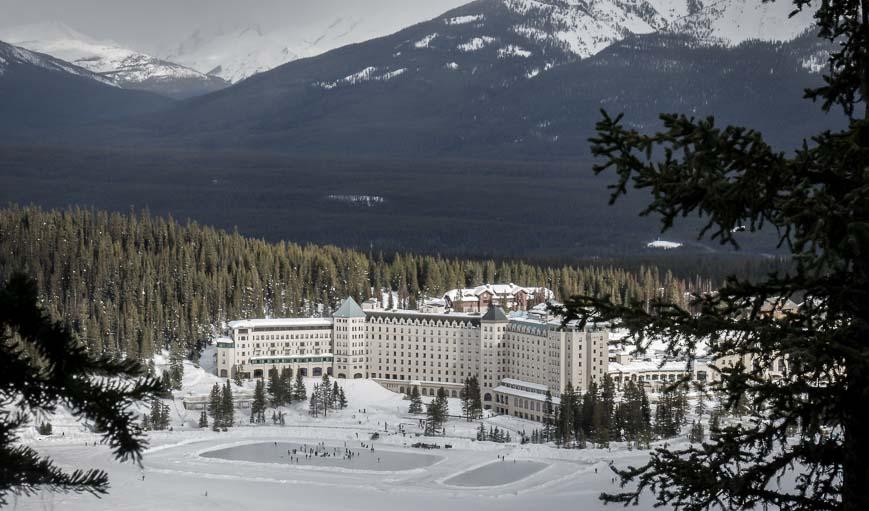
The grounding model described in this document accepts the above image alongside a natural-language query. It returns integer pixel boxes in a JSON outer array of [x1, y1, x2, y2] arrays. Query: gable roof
[[481, 306, 508, 322], [333, 297, 366, 318]]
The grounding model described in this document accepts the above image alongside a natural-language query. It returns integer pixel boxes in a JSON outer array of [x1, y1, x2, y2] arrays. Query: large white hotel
[[216, 294, 609, 421]]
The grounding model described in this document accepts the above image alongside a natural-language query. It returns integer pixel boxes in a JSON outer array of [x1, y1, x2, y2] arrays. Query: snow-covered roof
[[500, 378, 549, 392], [493, 385, 560, 405], [443, 283, 553, 302], [228, 318, 333, 329], [608, 359, 690, 374]]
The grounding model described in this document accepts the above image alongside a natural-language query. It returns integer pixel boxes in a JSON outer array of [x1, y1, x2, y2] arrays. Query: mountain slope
[[164, 2, 472, 83], [0, 22, 228, 99], [117, 0, 834, 157], [0, 41, 173, 136]]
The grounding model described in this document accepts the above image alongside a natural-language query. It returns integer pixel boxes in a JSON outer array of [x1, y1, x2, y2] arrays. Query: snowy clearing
[[647, 240, 683, 250], [13, 359, 673, 510]]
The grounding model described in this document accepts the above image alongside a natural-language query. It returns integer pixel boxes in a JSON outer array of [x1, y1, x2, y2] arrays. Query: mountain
[[163, 2, 474, 83], [0, 40, 173, 136], [0, 22, 228, 99], [117, 0, 835, 157]]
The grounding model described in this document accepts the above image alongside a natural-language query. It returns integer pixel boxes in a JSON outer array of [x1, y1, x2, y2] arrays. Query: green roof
[[333, 297, 366, 318], [481, 306, 508, 321]]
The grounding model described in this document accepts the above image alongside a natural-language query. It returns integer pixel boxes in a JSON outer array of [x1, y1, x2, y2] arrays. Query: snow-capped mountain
[[0, 40, 172, 135], [0, 22, 227, 99], [110, 0, 833, 159], [174, 0, 815, 84], [165, 10, 471, 83], [0, 39, 114, 84]]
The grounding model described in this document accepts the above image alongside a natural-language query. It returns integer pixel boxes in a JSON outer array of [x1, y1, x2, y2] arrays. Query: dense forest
[[0, 206, 783, 361]]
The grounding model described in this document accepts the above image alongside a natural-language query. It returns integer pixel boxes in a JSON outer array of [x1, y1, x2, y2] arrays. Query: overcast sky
[[0, 0, 468, 52]]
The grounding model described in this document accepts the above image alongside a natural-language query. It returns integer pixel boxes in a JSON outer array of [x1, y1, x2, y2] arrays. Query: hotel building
[[216, 296, 609, 419]]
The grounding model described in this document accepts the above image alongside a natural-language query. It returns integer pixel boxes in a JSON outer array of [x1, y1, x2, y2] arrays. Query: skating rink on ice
[[444, 460, 547, 487], [201, 440, 442, 471]]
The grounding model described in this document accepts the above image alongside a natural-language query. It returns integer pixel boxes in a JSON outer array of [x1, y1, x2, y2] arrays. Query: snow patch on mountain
[[672, 0, 816, 45], [445, 14, 486, 25], [445, 62, 460, 70], [801, 52, 827, 74], [458, 36, 497, 52], [318, 66, 407, 89], [500, 0, 814, 63], [414, 34, 438, 49], [498, 45, 532, 58]]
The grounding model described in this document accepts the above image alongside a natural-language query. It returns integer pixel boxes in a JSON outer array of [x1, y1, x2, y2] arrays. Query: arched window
[[313, 367, 323, 376], [484, 393, 492, 402], [253, 369, 264, 378]]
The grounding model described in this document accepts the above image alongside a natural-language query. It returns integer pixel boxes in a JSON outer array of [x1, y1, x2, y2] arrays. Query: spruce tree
[[338, 387, 348, 409], [309, 384, 321, 416], [220, 380, 234, 428], [408, 386, 423, 414], [435, 387, 449, 422], [252, 379, 267, 424], [267, 367, 281, 407], [280, 367, 293, 405], [198, 411, 208, 428], [460, 378, 471, 421], [208, 383, 221, 423], [543, 390, 555, 441], [293, 371, 306, 401]]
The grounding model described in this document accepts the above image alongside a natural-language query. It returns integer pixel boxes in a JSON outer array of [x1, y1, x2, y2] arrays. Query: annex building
[[216, 296, 609, 417]]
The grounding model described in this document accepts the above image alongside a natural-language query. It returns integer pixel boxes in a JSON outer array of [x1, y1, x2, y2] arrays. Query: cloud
[[0, 0, 469, 53]]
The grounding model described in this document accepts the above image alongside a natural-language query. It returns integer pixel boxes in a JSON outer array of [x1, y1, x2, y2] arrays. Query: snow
[[12, 354, 769, 510], [163, 3, 470, 83], [500, 378, 548, 392], [503, 0, 815, 64], [445, 61, 460, 70], [647, 240, 682, 249], [498, 45, 532, 58], [493, 385, 561, 405], [318, 66, 407, 90], [227, 318, 333, 329], [0, 22, 214, 87], [0, 39, 115, 85], [458, 36, 496, 52], [608, 359, 690, 374], [326, 194, 386, 207], [414, 33, 438, 48], [445, 15, 486, 25]]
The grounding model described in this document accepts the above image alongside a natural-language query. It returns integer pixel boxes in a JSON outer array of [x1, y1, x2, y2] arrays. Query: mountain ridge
[[0, 22, 228, 99]]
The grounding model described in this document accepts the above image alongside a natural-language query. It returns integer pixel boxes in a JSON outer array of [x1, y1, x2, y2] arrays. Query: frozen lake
[[201, 441, 441, 471], [444, 460, 547, 487]]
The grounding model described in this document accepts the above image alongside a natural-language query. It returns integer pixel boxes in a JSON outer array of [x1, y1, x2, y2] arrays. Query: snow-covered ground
[[13, 357, 669, 510]]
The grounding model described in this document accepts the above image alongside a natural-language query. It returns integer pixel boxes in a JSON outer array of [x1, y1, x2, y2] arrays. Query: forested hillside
[[0, 206, 779, 360]]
